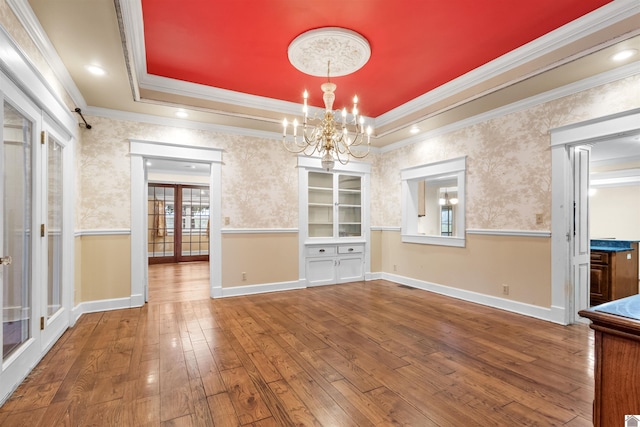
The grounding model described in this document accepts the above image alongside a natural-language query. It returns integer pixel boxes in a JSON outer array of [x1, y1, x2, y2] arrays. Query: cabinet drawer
[[306, 246, 336, 256], [591, 251, 609, 264], [338, 245, 364, 254]]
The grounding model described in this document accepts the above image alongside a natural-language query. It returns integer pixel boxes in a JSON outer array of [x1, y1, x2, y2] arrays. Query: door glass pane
[[3, 101, 33, 360], [47, 136, 63, 318], [148, 185, 175, 258], [181, 187, 209, 257]]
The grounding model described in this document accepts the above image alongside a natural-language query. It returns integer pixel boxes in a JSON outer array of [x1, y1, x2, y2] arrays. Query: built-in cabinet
[[298, 157, 370, 287], [306, 244, 365, 286]]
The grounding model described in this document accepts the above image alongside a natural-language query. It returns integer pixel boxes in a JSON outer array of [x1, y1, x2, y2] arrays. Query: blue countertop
[[591, 239, 637, 253], [591, 246, 634, 252]]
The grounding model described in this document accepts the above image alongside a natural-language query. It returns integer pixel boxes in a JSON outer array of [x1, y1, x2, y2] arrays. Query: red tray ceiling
[[142, 0, 612, 117]]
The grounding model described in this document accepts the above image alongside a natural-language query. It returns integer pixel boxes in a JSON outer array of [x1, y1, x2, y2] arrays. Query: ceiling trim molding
[[6, 0, 87, 110], [380, 61, 640, 154], [591, 168, 640, 187], [375, 0, 640, 128], [114, 0, 141, 101], [140, 73, 308, 116], [84, 105, 278, 139], [591, 154, 640, 169]]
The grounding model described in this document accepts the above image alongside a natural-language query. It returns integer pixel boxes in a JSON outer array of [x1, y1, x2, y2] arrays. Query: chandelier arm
[[283, 137, 311, 154], [345, 146, 370, 159], [334, 147, 350, 166]]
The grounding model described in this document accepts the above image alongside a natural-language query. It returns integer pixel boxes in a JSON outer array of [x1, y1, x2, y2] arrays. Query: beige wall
[[79, 235, 131, 301], [591, 184, 640, 240], [74, 237, 82, 305], [221, 233, 298, 287], [380, 231, 551, 307], [370, 230, 382, 273]]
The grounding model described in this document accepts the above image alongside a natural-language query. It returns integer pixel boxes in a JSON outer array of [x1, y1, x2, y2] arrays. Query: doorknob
[[0, 256, 12, 266]]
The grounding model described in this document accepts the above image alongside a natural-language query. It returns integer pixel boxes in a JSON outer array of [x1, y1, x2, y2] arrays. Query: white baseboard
[[70, 274, 566, 325], [72, 297, 138, 324], [379, 272, 567, 325], [216, 280, 306, 298]]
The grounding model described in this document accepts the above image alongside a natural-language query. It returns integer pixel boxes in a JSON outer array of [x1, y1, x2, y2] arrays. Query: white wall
[[590, 184, 640, 240]]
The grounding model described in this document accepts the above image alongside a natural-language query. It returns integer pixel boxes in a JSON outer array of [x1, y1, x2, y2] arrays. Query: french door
[[148, 184, 210, 264], [1, 75, 71, 404]]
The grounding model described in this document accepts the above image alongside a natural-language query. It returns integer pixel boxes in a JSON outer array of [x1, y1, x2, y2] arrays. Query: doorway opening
[[550, 108, 640, 325]]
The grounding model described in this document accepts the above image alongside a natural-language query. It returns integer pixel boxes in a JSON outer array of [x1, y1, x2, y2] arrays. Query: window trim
[[401, 156, 466, 247]]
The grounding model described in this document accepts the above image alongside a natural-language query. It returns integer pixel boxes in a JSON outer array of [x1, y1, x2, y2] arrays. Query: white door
[[40, 121, 70, 350], [0, 93, 41, 402], [572, 145, 591, 321]]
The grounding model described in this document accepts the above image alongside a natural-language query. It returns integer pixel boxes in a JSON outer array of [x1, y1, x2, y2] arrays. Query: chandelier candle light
[[283, 28, 372, 171]]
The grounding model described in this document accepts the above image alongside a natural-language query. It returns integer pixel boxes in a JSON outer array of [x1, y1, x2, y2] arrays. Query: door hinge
[[41, 223, 45, 237], [40, 131, 45, 145], [40, 316, 44, 330]]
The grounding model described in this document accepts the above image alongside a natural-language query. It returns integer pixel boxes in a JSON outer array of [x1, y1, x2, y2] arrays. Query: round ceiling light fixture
[[611, 49, 638, 62], [85, 64, 106, 76]]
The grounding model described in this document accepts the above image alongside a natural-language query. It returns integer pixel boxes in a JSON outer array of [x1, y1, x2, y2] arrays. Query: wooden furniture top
[[579, 294, 640, 338]]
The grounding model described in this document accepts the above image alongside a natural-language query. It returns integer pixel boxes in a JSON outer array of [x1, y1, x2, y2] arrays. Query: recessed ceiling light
[[176, 110, 188, 118], [85, 64, 106, 76], [410, 126, 420, 134], [611, 49, 638, 62]]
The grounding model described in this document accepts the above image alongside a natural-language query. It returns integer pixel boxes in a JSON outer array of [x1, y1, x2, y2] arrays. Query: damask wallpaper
[[78, 75, 639, 233], [372, 75, 640, 230], [79, 117, 298, 230]]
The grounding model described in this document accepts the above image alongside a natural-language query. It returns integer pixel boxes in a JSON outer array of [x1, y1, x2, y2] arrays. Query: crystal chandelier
[[283, 28, 372, 171], [282, 62, 372, 171]]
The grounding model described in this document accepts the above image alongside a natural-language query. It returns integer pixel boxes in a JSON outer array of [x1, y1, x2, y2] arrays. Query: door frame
[[550, 108, 640, 324], [130, 140, 223, 303]]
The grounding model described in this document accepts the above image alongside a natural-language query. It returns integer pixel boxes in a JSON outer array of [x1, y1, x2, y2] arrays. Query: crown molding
[[83, 105, 281, 140], [380, 61, 640, 154], [7, 0, 87, 110], [591, 168, 640, 187], [374, 0, 640, 128], [139, 73, 306, 117]]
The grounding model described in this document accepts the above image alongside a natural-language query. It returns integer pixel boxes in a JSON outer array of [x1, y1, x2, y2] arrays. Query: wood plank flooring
[[0, 265, 595, 426]]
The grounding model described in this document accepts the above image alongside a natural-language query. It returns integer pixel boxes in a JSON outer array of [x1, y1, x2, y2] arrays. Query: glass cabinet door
[[338, 174, 361, 237], [308, 172, 334, 237], [307, 172, 362, 238]]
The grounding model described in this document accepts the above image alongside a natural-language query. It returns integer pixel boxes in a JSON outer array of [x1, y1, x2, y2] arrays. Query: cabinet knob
[[319, 249, 325, 253], [348, 248, 354, 252]]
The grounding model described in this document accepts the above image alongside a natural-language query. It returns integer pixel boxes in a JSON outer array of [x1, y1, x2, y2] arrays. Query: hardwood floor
[[148, 262, 211, 303], [0, 272, 595, 426]]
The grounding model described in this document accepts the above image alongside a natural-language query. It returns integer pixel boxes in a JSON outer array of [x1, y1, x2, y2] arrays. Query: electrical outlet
[[242, 272, 246, 281], [535, 214, 543, 225], [502, 284, 509, 295], [393, 264, 397, 272], [224, 217, 230, 225]]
